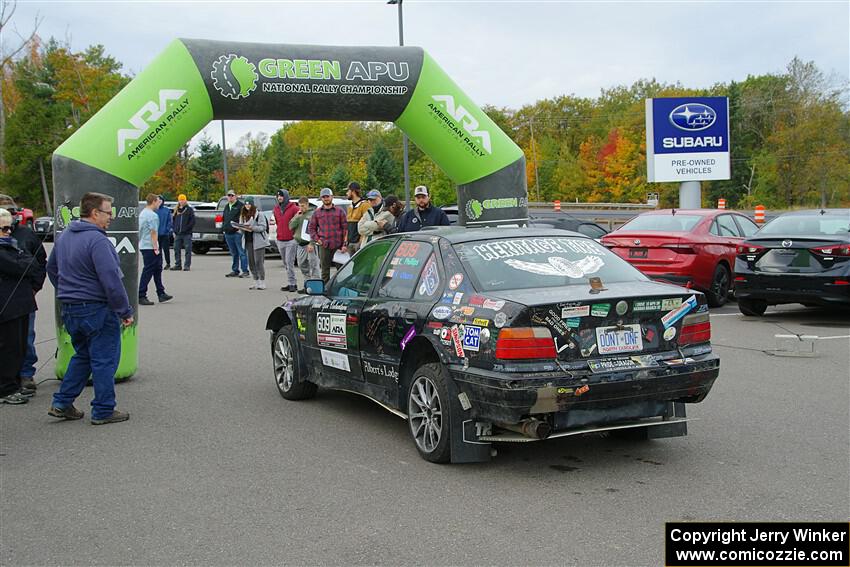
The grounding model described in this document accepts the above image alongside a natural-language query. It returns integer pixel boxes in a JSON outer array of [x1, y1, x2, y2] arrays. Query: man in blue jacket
[[46, 192, 134, 425], [171, 194, 195, 271], [395, 185, 450, 232], [155, 195, 173, 269]]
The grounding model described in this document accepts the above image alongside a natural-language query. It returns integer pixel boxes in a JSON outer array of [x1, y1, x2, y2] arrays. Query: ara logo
[[431, 95, 492, 154], [108, 237, 136, 254], [669, 103, 717, 131], [117, 90, 187, 156], [211, 54, 259, 100]]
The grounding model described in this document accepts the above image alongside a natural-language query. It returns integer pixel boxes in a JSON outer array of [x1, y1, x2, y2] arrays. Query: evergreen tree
[[365, 143, 401, 196], [191, 136, 223, 201]]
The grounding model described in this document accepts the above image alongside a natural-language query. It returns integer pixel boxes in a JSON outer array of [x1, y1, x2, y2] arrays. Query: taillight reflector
[[680, 312, 711, 345], [214, 214, 223, 222], [661, 244, 697, 254], [737, 244, 766, 254], [810, 245, 850, 257], [495, 327, 556, 360], [833, 279, 850, 286]]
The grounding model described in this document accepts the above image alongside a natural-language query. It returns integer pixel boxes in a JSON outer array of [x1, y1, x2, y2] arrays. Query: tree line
[[2, 34, 848, 214]]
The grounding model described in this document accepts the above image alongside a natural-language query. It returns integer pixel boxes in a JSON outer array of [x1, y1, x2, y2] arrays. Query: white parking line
[[814, 335, 850, 341], [710, 312, 741, 317]]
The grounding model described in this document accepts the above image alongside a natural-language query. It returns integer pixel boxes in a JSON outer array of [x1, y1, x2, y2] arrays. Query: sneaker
[[257, 280, 266, 290], [296, 289, 306, 294], [225, 272, 239, 277], [48, 405, 84, 420], [164, 264, 171, 270], [91, 410, 130, 425], [139, 297, 155, 306], [183, 266, 191, 271], [158, 293, 173, 303], [170, 266, 182, 271], [20, 378, 36, 391], [17, 388, 35, 398], [248, 282, 258, 290], [0, 392, 29, 404], [239, 272, 251, 278], [280, 286, 288, 291], [287, 285, 297, 292]]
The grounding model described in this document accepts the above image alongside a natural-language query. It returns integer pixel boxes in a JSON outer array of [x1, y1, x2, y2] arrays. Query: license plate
[[588, 355, 658, 373], [595, 324, 643, 354], [629, 248, 648, 258], [192, 232, 201, 239]]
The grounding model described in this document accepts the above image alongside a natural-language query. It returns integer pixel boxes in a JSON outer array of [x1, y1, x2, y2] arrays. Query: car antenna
[[671, 208, 676, 215], [820, 209, 826, 215]]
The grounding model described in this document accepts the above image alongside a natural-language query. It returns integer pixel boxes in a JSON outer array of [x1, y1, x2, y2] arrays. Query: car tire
[[272, 326, 317, 400], [738, 297, 768, 316], [706, 264, 731, 307], [407, 363, 453, 463], [193, 244, 209, 255]]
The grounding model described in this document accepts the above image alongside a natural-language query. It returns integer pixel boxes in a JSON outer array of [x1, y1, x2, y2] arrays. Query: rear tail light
[[215, 213, 223, 229], [809, 245, 850, 257], [661, 244, 697, 254], [734, 276, 746, 282], [495, 327, 556, 360], [832, 279, 850, 286], [737, 244, 766, 254], [680, 312, 711, 345]]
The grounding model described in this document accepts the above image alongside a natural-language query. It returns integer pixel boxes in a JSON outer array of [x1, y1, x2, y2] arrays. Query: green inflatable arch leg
[[51, 39, 528, 379]]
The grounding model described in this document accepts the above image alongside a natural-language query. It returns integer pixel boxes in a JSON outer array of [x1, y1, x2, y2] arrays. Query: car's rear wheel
[[272, 327, 317, 400], [407, 363, 452, 463], [738, 297, 768, 316], [706, 264, 730, 307]]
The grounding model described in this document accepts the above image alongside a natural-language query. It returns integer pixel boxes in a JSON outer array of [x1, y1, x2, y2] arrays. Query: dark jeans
[[159, 234, 172, 266], [53, 302, 121, 419], [173, 234, 192, 268], [224, 232, 248, 273], [139, 249, 165, 299], [319, 246, 335, 284], [0, 314, 28, 396], [20, 311, 37, 379]]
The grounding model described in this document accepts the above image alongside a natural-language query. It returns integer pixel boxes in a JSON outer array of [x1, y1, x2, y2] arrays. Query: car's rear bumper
[[447, 353, 720, 427], [735, 274, 850, 305]]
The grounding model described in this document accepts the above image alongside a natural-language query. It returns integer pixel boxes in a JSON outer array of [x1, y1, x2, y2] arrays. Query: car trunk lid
[[740, 237, 850, 274], [602, 232, 695, 265]]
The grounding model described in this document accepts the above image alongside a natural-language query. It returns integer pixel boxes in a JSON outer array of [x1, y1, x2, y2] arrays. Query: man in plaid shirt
[[307, 188, 348, 284]]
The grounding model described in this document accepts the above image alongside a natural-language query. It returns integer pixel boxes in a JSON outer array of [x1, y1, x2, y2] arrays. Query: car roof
[[407, 226, 592, 244], [777, 209, 850, 217], [639, 208, 732, 217]]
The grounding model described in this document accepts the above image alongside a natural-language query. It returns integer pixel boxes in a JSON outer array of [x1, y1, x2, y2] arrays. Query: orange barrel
[[718, 198, 726, 209], [554, 200, 561, 212], [754, 205, 765, 223]]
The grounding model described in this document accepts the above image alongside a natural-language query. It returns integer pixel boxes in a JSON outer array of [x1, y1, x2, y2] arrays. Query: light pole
[[388, 0, 410, 209]]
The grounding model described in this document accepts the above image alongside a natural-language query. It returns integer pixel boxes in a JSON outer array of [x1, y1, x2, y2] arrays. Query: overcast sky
[[10, 0, 850, 151]]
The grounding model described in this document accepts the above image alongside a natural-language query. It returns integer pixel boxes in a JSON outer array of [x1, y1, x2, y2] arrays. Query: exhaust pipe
[[496, 419, 552, 440]]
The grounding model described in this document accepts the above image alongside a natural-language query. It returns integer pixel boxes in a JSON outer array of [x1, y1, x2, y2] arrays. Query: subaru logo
[[669, 103, 717, 131], [782, 240, 793, 248]]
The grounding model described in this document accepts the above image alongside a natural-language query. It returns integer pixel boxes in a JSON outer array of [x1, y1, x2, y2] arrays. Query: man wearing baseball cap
[[366, 190, 383, 215], [272, 189, 300, 292], [171, 194, 195, 271], [396, 185, 450, 232], [222, 190, 249, 277], [307, 188, 347, 283]]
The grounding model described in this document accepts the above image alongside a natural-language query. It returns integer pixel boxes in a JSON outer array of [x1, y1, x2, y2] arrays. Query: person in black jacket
[[171, 194, 195, 271], [221, 191, 248, 277], [10, 212, 47, 393], [395, 185, 450, 232], [0, 208, 45, 404]]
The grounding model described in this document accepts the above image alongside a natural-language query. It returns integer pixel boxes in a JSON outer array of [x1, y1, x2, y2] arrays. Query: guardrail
[[528, 202, 656, 210]]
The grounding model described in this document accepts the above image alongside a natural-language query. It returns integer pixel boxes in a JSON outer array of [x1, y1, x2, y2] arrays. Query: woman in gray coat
[[235, 197, 269, 290]]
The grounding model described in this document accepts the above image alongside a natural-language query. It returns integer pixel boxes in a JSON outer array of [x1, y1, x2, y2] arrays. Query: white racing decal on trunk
[[504, 255, 604, 278], [471, 237, 601, 261], [317, 312, 347, 349], [321, 349, 350, 372]]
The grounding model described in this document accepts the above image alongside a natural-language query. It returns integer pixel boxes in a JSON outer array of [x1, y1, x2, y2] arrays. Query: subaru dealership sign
[[645, 96, 730, 182]]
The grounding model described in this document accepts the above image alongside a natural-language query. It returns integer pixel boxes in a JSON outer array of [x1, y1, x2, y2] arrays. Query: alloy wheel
[[273, 332, 295, 392], [408, 376, 443, 453]]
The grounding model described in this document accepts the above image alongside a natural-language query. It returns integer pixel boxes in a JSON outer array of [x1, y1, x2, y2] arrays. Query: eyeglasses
[[95, 208, 113, 217], [0, 226, 12, 233]]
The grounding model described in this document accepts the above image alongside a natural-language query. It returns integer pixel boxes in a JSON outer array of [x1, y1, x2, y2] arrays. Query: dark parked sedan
[[33, 215, 55, 241], [734, 209, 850, 315], [266, 228, 720, 463]]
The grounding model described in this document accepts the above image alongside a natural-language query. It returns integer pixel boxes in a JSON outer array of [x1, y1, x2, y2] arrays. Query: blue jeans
[[224, 232, 248, 273], [20, 311, 37, 379], [139, 249, 165, 299], [53, 302, 121, 419], [173, 234, 192, 268]]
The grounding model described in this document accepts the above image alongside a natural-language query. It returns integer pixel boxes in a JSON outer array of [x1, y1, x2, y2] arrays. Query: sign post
[[645, 97, 730, 208]]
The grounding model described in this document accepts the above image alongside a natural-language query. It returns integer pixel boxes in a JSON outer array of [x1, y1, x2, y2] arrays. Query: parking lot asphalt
[[2, 248, 848, 566]]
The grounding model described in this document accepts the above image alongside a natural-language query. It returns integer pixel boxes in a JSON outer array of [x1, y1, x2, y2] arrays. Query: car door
[[359, 239, 442, 405], [306, 239, 395, 387]]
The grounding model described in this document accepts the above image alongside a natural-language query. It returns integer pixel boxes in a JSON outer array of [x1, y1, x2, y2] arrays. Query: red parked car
[[601, 209, 760, 307], [0, 193, 35, 228]]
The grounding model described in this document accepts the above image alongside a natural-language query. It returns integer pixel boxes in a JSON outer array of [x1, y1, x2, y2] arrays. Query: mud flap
[[446, 380, 492, 463], [646, 402, 688, 439]]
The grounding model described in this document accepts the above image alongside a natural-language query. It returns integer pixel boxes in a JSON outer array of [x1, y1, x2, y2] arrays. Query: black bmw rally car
[[266, 228, 720, 463], [735, 209, 850, 316]]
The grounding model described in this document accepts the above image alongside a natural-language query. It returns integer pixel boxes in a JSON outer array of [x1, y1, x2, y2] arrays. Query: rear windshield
[[619, 214, 703, 232], [454, 237, 646, 292], [758, 214, 850, 236]]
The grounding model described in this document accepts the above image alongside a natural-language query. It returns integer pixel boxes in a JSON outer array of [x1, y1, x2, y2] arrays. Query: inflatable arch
[[51, 39, 528, 378]]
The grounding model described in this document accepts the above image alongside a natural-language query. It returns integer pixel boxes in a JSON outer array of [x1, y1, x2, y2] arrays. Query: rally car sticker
[[452, 292, 464, 305], [451, 325, 465, 357], [661, 295, 698, 329], [417, 255, 440, 297], [432, 305, 452, 320], [633, 300, 662, 312], [472, 318, 489, 327], [320, 349, 350, 372], [505, 255, 604, 278], [663, 326, 677, 341], [362, 360, 399, 382], [462, 325, 482, 352], [317, 312, 347, 349], [449, 273, 464, 290], [590, 303, 610, 317], [661, 297, 683, 311], [562, 305, 590, 318], [493, 312, 507, 328], [482, 299, 505, 311], [400, 325, 416, 350], [615, 300, 629, 316]]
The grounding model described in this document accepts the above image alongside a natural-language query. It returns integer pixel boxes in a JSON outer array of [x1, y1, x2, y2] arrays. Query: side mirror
[[304, 279, 325, 295]]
